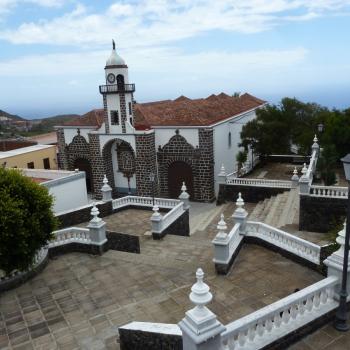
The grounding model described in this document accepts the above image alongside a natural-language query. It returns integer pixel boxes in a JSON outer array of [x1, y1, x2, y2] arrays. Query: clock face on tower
[[107, 73, 115, 84]]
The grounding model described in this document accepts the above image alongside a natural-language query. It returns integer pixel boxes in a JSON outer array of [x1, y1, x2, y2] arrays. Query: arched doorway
[[74, 158, 93, 192], [168, 161, 194, 199]]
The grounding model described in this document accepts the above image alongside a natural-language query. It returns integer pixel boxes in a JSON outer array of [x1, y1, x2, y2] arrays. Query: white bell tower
[[99, 40, 135, 134]]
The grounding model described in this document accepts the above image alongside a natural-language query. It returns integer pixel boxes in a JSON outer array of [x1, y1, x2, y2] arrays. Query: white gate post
[[151, 204, 163, 239], [291, 167, 299, 188], [179, 268, 225, 350], [179, 182, 190, 210], [101, 174, 112, 202], [87, 203, 107, 253], [232, 193, 248, 234]]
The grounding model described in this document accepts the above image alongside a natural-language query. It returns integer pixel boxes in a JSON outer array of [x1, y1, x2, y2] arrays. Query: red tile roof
[[63, 109, 104, 128], [134, 93, 265, 128], [60, 93, 265, 129]]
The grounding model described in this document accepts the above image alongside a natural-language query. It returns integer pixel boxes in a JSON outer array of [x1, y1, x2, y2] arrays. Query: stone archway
[[74, 158, 93, 192], [102, 138, 136, 195], [168, 161, 194, 199]]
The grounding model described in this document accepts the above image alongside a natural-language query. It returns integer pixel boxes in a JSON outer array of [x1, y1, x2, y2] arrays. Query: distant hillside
[[0, 109, 26, 121], [32, 114, 80, 130]]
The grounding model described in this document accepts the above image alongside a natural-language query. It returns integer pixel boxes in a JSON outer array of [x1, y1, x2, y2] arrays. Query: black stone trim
[[217, 184, 289, 205], [0, 253, 49, 294], [119, 327, 182, 350], [106, 230, 140, 253], [215, 236, 244, 275], [152, 209, 190, 240]]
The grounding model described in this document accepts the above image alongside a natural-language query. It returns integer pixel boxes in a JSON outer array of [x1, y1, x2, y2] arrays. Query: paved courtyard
[[0, 203, 324, 350]]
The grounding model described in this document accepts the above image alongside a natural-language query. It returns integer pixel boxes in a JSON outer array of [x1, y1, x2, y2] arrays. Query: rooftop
[[0, 144, 55, 159], [27, 132, 57, 145]]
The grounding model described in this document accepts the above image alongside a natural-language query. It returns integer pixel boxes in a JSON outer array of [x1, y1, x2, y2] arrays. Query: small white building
[[22, 168, 89, 214]]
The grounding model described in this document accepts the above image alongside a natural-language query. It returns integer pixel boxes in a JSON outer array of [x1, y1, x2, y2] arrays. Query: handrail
[[226, 177, 292, 189], [161, 202, 184, 231], [310, 185, 348, 198], [49, 227, 91, 247], [246, 221, 320, 264], [112, 196, 180, 210], [221, 276, 338, 349], [99, 83, 135, 94]]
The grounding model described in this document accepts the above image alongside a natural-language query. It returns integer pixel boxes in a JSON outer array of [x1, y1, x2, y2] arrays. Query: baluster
[[247, 326, 255, 342], [221, 339, 230, 350], [305, 296, 313, 312], [313, 292, 321, 308], [320, 290, 328, 304], [265, 318, 273, 332], [282, 309, 290, 324], [273, 313, 282, 328], [257, 322, 264, 337], [290, 304, 298, 319], [327, 287, 334, 300], [238, 331, 246, 346]]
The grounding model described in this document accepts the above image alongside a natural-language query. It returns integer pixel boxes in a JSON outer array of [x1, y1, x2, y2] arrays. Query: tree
[[317, 144, 338, 186], [236, 150, 247, 174], [0, 168, 57, 275]]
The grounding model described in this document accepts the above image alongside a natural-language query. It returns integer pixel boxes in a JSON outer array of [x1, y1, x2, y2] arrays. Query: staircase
[[249, 189, 299, 228]]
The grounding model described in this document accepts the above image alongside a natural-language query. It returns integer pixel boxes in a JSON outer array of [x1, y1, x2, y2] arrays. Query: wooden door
[[168, 161, 194, 199]]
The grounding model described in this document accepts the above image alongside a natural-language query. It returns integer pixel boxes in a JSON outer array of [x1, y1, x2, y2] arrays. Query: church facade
[[56, 43, 265, 202]]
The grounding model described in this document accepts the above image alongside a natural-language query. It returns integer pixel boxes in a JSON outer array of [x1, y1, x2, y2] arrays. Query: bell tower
[[99, 40, 136, 134]]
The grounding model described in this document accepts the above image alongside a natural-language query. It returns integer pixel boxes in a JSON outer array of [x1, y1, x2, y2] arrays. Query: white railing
[[246, 221, 320, 264], [112, 196, 180, 210], [226, 178, 292, 189], [161, 202, 185, 231], [310, 185, 348, 199], [48, 227, 91, 247], [213, 223, 243, 265], [221, 276, 338, 350]]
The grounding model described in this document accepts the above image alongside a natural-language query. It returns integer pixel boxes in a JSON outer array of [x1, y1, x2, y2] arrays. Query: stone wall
[[135, 133, 159, 197], [106, 230, 140, 253], [103, 94, 110, 133], [56, 201, 112, 229], [66, 133, 90, 170], [157, 129, 215, 202], [119, 328, 182, 350], [299, 195, 347, 233], [217, 184, 289, 204], [88, 133, 106, 198], [56, 128, 68, 169]]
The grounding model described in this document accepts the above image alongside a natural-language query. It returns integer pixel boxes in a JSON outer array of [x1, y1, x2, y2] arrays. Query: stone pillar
[[212, 214, 230, 267], [87, 203, 107, 254], [151, 205, 163, 240], [291, 167, 299, 188], [324, 222, 350, 297], [312, 134, 320, 157], [232, 193, 248, 234], [179, 268, 225, 350], [101, 174, 112, 201], [102, 94, 110, 134], [135, 132, 159, 197], [217, 164, 227, 184], [179, 182, 190, 210], [88, 133, 106, 199], [56, 128, 68, 170], [299, 163, 310, 194]]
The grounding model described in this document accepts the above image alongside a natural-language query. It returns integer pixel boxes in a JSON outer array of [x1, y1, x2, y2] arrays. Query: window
[[228, 132, 232, 148], [116, 74, 125, 90], [27, 162, 34, 169], [43, 157, 50, 169], [128, 102, 132, 115], [129, 117, 133, 126], [111, 110, 119, 125]]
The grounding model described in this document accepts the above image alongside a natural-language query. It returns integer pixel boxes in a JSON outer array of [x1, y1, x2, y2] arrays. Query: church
[[56, 42, 265, 201]]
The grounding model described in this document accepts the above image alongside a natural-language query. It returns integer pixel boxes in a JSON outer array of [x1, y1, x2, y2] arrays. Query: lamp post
[[334, 153, 350, 331], [149, 172, 155, 206], [317, 123, 324, 133]]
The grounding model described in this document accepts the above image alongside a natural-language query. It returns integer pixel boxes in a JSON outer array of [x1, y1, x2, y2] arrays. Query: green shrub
[[0, 168, 57, 275]]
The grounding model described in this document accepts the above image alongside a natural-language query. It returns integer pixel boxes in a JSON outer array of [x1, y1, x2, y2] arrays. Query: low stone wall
[[152, 209, 190, 240], [299, 195, 347, 233], [215, 237, 244, 275], [106, 231, 140, 254], [217, 184, 289, 205], [57, 201, 113, 229], [0, 253, 49, 293], [48, 242, 108, 258], [119, 324, 182, 350]]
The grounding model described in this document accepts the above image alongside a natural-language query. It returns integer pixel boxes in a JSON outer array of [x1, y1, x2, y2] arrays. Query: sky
[[0, 0, 350, 119]]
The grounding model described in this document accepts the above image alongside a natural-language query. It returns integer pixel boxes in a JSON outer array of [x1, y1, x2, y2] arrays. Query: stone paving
[[0, 203, 328, 350]]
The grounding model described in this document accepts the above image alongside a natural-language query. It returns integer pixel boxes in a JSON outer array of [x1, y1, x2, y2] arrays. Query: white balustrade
[[112, 195, 180, 210], [226, 178, 292, 189], [246, 222, 320, 264], [221, 276, 338, 350], [310, 185, 348, 198], [160, 202, 185, 231], [49, 227, 91, 247]]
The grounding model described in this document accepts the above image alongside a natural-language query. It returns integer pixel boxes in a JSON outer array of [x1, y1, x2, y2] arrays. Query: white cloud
[[1, 1, 350, 47]]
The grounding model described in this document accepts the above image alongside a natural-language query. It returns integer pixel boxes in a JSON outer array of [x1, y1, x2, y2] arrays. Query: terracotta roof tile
[[62, 109, 104, 128], [134, 93, 265, 128]]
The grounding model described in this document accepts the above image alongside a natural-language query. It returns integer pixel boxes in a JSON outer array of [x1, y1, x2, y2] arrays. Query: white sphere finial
[[313, 134, 318, 143], [103, 174, 108, 185], [181, 181, 187, 192], [301, 163, 307, 175], [293, 167, 298, 176], [236, 192, 244, 209], [216, 214, 228, 240]]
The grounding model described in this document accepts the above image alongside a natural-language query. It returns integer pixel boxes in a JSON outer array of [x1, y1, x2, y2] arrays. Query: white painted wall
[[63, 128, 92, 144], [213, 111, 257, 193], [154, 128, 198, 149]]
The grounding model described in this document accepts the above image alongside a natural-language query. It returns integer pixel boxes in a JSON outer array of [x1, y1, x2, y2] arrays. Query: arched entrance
[[168, 161, 194, 199], [74, 158, 93, 192]]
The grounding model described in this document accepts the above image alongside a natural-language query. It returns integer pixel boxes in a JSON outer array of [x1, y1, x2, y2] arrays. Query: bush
[[0, 168, 57, 275]]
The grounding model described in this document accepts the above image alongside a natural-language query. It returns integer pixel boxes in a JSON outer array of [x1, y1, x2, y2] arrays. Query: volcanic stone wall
[[56, 128, 68, 169]]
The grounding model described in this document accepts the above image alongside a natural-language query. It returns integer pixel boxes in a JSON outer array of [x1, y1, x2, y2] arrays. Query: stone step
[[276, 189, 296, 228], [249, 198, 269, 221], [260, 196, 275, 222], [287, 189, 300, 226], [264, 192, 287, 226]]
